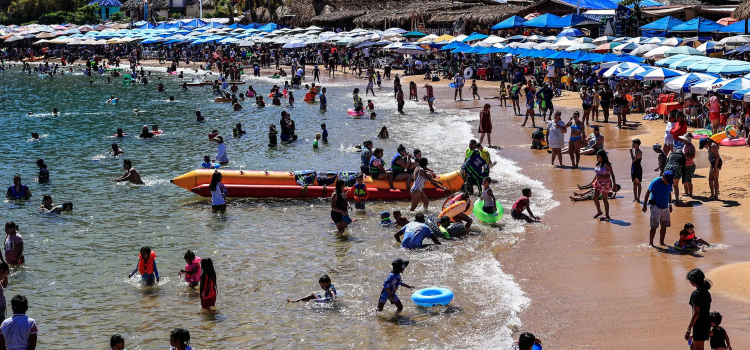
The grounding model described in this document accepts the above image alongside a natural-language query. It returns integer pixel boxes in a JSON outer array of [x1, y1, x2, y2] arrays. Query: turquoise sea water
[[0, 66, 552, 349]]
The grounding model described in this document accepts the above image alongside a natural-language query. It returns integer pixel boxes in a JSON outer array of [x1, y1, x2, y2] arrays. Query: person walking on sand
[[642, 170, 674, 246], [453, 72, 465, 101], [546, 111, 567, 167], [478, 104, 493, 148], [685, 268, 712, 350], [630, 139, 643, 202], [521, 87, 535, 127], [591, 149, 615, 221], [700, 138, 722, 201], [664, 148, 686, 205], [681, 133, 696, 197]]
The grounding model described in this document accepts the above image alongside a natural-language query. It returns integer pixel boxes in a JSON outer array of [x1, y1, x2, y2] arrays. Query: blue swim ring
[[449, 82, 457, 88], [472, 199, 504, 223], [411, 287, 454, 307], [533, 344, 542, 350], [202, 162, 220, 169]]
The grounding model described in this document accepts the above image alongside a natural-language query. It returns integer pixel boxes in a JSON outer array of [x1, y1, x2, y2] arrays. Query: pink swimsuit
[[184, 257, 202, 283]]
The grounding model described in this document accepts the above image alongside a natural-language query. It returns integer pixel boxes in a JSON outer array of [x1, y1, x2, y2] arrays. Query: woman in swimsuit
[[478, 104, 493, 148], [330, 180, 349, 234], [409, 158, 447, 211], [592, 149, 616, 221], [565, 111, 585, 169], [701, 138, 722, 201]]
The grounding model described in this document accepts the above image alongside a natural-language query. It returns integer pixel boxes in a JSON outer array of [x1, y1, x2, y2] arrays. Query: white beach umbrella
[[550, 37, 575, 50], [718, 35, 750, 48], [592, 36, 616, 45], [565, 43, 597, 52], [602, 62, 642, 78], [574, 37, 593, 43], [612, 42, 640, 54], [629, 44, 659, 57], [661, 37, 681, 47], [690, 78, 724, 94], [527, 34, 542, 42], [643, 46, 673, 60]]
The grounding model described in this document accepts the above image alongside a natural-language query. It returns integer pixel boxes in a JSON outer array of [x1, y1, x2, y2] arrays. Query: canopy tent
[[557, 28, 583, 37], [670, 17, 725, 33], [550, 14, 601, 28], [640, 16, 685, 33], [182, 19, 208, 28], [663, 73, 718, 93], [491, 16, 527, 30], [523, 14, 562, 29], [461, 32, 489, 42], [256, 23, 278, 32], [718, 20, 749, 34]]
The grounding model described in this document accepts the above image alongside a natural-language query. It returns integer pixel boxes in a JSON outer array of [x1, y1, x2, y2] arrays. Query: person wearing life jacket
[[369, 148, 396, 190], [6, 175, 31, 200], [463, 140, 486, 195], [129, 246, 159, 286], [352, 88, 364, 113], [351, 173, 368, 210], [389, 144, 413, 190], [179, 250, 202, 288]]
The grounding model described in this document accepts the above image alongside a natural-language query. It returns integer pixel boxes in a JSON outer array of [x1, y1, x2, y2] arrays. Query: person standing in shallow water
[[113, 159, 144, 185], [478, 104, 493, 148], [685, 268, 712, 350]]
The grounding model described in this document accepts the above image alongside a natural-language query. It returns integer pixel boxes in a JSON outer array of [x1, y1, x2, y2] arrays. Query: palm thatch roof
[[350, 2, 520, 28], [121, 0, 214, 11], [427, 5, 522, 25], [734, 0, 750, 19]]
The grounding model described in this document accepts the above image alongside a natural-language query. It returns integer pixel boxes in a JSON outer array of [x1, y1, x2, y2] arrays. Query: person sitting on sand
[[677, 223, 710, 250], [511, 188, 540, 223], [574, 127, 604, 156], [112, 159, 144, 185], [570, 183, 620, 202], [109, 143, 124, 156], [138, 125, 154, 139]]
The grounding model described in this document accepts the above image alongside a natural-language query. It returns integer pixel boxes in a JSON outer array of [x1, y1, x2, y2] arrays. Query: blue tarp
[[553, 0, 661, 10], [550, 13, 601, 28], [523, 14, 562, 29], [640, 16, 685, 32], [670, 17, 725, 33], [136, 23, 156, 30], [719, 20, 750, 34], [154, 22, 181, 30], [256, 23, 278, 32], [491, 16, 527, 30], [182, 19, 208, 28], [89, 0, 122, 6], [462, 32, 489, 42]]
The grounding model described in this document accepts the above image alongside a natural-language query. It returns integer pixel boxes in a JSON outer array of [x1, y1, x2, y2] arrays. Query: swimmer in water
[[109, 143, 124, 156], [196, 110, 204, 122], [30, 132, 39, 140], [151, 125, 161, 135], [138, 125, 154, 139], [52, 108, 58, 114], [115, 128, 128, 138], [107, 95, 117, 103], [169, 96, 175, 102], [112, 159, 144, 185], [235, 123, 246, 136], [40, 194, 54, 211]]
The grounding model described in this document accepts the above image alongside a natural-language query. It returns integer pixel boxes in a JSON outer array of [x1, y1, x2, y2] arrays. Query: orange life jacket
[[138, 251, 156, 275]]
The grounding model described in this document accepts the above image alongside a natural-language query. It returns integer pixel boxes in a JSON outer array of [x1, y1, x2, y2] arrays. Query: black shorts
[[482, 206, 496, 214], [582, 103, 592, 111], [631, 170, 642, 182], [331, 210, 344, 224], [692, 324, 710, 341], [212, 204, 226, 211], [511, 208, 523, 220], [600, 101, 610, 109]]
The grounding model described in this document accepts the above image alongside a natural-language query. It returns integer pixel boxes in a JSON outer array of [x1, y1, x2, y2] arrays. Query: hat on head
[[380, 211, 390, 217], [699, 138, 708, 149], [679, 133, 693, 143], [652, 143, 661, 150], [664, 170, 675, 183]]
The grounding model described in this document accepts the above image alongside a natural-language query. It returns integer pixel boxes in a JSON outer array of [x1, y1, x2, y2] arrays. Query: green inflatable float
[[472, 199, 504, 223]]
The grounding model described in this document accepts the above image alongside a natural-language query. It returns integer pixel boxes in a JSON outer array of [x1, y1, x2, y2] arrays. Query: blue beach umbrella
[[713, 77, 750, 94], [663, 73, 719, 93], [635, 67, 685, 81], [557, 28, 583, 37], [731, 88, 750, 101], [491, 15, 527, 30], [706, 61, 750, 76]]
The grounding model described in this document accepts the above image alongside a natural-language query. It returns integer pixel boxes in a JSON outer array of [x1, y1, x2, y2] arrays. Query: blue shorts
[[280, 134, 290, 142], [141, 274, 156, 284], [379, 289, 400, 304]]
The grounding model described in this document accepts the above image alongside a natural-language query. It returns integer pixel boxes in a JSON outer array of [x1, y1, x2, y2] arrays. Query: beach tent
[[718, 20, 749, 34], [664, 73, 719, 93], [664, 46, 704, 57], [635, 67, 685, 81], [670, 17, 725, 33], [640, 16, 685, 36], [523, 14, 562, 29], [731, 88, 750, 102], [256, 23, 278, 32], [462, 32, 489, 42], [182, 19, 208, 28], [403, 31, 427, 39], [551, 14, 600, 28], [491, 16, 527, 30], [713, 77, 750, 94], [690, 78, 724, 94]]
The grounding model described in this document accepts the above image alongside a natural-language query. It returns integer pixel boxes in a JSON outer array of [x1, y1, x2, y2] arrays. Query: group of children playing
[[128, 247, 218, 310]]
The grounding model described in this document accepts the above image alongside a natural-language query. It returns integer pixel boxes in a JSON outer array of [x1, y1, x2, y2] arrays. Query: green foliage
[[154, 15, 166, 22], [619, 0, 642, 26], [9, 0, 88, 23], [38, 11, 76, 24], [35, 4, 99, 25], [109, 11, 127, 23], [0, 12, 11, 25], [171, 12, 182, 20]]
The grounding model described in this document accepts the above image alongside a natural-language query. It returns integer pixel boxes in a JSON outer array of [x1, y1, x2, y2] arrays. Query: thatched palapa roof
[[734, 0, 750, 19], [427, 5, 522, 25]]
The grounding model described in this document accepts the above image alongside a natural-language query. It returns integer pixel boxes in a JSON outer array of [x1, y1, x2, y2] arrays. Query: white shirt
[[215, 143, 228, 163], [546, 66, 555, 78], [0, 315, 37, 350], [363, 48, 370, 57]]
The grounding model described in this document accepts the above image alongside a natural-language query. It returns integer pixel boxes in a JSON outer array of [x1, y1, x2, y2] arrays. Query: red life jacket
[[138, 251, 156, 275]]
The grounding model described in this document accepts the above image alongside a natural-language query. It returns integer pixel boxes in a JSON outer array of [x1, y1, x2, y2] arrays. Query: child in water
[[202, 155, 219, 169], [393, 210, 409, 226], [200, 258, 217, 310], [36, 159, 49, 183], [379, 211, 394, 227], [677, 223, 710, 250], [110, 334, 124, 350], [480, 177, 497, 214], [367, 100, 375, 111], [287, 274, 337, 303], [169, 328, 192, 350], [351, 173, 367, 209], [471, 80, 480, 100], [377, 258, 414, 313], [179, 250, 201, 288], [709, 311, 732, 350], [287, 90, 295, 108], [512, 188, 540, 223], [313, 133, 321, 149], [128, 246, 159, 286], [378, 126, 389, 139], [320, 87, 327, 110], [320, 123, 328, 143]]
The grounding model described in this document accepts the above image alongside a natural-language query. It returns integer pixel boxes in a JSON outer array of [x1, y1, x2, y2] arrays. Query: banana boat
[[170, 169, 464, 200]]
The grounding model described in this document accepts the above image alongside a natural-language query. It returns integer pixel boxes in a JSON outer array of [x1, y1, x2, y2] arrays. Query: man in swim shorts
[[112, 159, 144, 185], [394, 214, 440, 249]]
